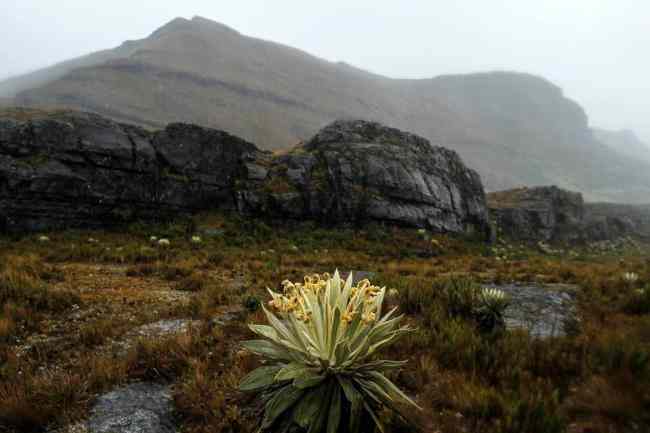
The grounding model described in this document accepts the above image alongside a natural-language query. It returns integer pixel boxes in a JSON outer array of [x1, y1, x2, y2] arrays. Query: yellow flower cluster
[[267, 273, 383, 325]]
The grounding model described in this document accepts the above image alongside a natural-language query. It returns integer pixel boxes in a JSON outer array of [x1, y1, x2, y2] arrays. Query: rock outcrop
[[0, 109, 257, 231], [0, 109, 489, 236], [238, 120, 489, 234], [583, 202, 650, 240], [488, 186, 584, 241], [488, 186, 650, 242]]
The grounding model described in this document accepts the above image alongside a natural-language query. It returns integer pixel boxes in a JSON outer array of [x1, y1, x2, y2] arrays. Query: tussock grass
[[0, 212, 649, 432]]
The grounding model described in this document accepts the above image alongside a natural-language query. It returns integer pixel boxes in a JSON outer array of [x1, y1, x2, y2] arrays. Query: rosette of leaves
[[239, 271, 418, 433], [442, 278, 480, 319], [475, 287, 510, 333]]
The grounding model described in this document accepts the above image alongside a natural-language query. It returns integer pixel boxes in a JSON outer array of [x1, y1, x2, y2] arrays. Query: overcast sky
[[1, 0, 648, 142]]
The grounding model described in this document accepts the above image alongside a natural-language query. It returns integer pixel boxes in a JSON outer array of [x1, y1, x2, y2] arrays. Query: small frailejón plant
[[239, 271, 419, 433], [475, 287, 510, 333]]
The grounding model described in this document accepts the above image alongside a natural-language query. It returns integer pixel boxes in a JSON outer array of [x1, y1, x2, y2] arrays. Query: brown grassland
[[0, 212, 649, 433]]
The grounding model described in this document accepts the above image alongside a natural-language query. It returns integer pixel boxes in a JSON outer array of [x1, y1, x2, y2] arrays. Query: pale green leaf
[[239, 365, 283, 391], [241, 339, 293, 361], [275, 363, 317, 381], [367, 371, 421, 409]]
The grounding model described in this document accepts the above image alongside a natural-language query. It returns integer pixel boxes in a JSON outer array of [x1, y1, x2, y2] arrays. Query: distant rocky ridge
[[1, 16, 649, 203], [0, 109, 489, 236], [592, 128, 650, 164], [488, 186, 650, 242]]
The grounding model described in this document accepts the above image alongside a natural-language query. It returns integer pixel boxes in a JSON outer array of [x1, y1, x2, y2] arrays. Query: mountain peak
[[150, 16, 239, 38]]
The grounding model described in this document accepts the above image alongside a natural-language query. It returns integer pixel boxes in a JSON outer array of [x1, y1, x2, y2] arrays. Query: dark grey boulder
[[237, 120, 490, 236], [0, 109, 259, 231]]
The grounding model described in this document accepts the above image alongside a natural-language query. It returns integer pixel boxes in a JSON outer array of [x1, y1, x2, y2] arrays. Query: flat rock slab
[[134, 319, 198, 337], [495, 283, 578, 338], [88, 382, 176, 433]]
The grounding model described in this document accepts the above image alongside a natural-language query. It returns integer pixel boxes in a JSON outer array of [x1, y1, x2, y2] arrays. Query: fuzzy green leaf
[[276, 363, 317, 381], [338, 377, 364, 433], [306, 381, 333, 433], [241, 339, 293, 361], [262, 385, 305, 429], [293, 371, 326, 389], [239, 365, 283, 391], [367, 370, 421, 409], [327, 384, 342, 433], [291, 385, 326, 428]]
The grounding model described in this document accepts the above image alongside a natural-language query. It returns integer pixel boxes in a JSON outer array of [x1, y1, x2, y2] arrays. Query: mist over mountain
[[2, 16, 649, 203], [592, 128, 650, 164]]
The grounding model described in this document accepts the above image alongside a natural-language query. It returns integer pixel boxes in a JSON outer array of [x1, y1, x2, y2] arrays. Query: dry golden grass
[[0, 212, 649, 432]]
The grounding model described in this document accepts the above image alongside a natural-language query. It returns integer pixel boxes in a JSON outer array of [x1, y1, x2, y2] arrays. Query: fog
[[1, 0, 648, 143]]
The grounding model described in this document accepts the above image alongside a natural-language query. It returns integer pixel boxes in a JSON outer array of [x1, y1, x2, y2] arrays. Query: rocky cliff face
[[488, 186, 650, 242], [237, 120, 489, 234], [0, 109, 258, 231], [0, 109, 489, 235]]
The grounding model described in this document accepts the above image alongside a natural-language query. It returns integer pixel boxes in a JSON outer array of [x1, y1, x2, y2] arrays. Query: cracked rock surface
[[1, 110, 489, 236]]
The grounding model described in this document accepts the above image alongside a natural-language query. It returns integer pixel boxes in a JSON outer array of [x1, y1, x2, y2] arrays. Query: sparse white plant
[[476, 287, 510, 333], [623, 272, 639, 283], [481, 287, 508, 303], [158, 238, 170, 247], [149, 236, 158, 242]]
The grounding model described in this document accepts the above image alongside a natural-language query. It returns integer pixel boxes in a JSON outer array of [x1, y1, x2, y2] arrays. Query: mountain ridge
[[2, 16, 649, 203]]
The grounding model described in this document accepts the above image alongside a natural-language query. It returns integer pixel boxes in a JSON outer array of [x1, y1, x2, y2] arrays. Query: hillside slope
[[3, 16, 649, 203], [592, 128, 650, 163]]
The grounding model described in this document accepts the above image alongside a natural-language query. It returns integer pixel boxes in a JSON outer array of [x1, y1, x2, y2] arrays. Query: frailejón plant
[[476, 287, 510, 332], [239, 271, 419, 433]]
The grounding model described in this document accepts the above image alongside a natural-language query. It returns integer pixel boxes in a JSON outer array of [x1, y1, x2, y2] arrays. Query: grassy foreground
[[1, 212, 649, 433]]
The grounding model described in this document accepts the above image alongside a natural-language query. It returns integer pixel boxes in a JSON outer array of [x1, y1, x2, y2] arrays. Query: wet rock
[[1, 112, 489, 236], [87, 382, 176, 433], [488, 186, 650, 242], [488, 186, 583, 242], [0, 110, 258, 232], [238, 120, 490, 237], [494, 283, 578, 338]]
